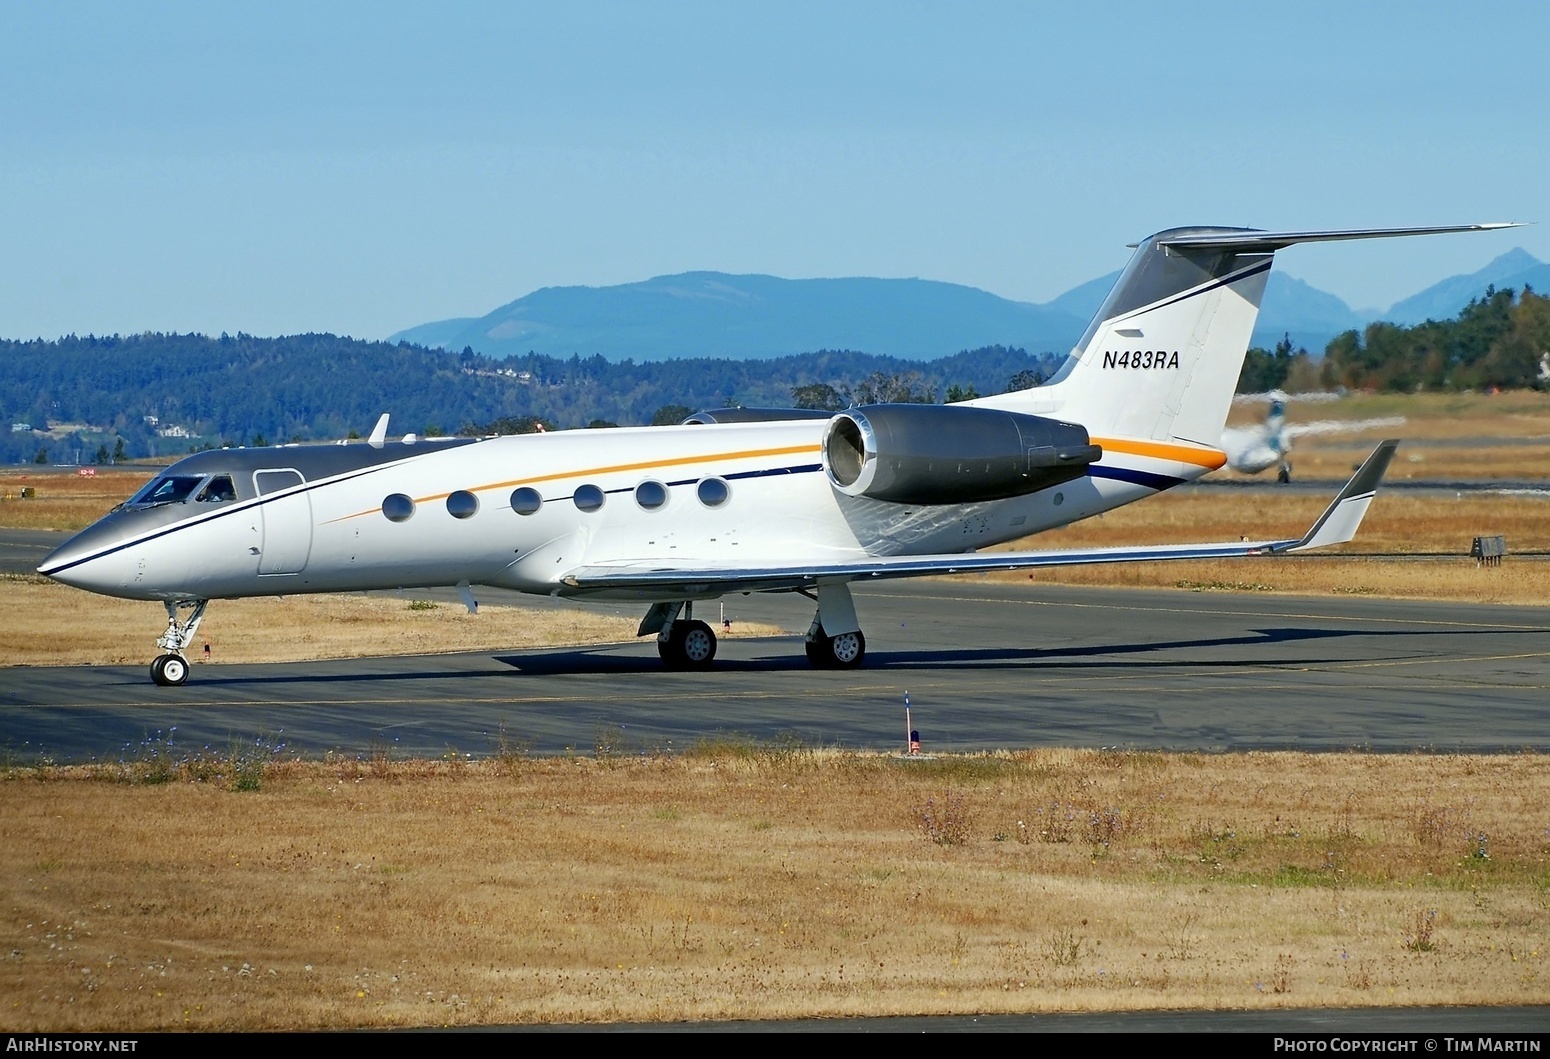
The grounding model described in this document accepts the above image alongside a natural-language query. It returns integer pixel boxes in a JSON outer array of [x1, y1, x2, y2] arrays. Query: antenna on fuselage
[[367, 413, 390, 449]]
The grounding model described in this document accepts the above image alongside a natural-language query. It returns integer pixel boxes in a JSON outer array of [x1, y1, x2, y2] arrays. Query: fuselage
[[38, 417, 1227, 604]]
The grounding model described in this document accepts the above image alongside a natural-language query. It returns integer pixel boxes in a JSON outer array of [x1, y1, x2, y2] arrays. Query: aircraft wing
[[559, 441, 1398, 596], [1283, 416, 1406, 440]]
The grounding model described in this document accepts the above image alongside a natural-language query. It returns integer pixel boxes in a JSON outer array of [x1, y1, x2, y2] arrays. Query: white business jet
[[39, 224, 1511, 685]]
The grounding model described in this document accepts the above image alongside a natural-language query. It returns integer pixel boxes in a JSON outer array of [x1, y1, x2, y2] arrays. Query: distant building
[[10, 423, 31, 433]]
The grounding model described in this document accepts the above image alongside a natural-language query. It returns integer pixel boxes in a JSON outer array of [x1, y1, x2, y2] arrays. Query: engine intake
[[822, 404, 1101, 505]]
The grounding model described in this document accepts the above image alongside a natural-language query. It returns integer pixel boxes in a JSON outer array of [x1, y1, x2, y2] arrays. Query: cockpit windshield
[[127, 475, 206, 508]]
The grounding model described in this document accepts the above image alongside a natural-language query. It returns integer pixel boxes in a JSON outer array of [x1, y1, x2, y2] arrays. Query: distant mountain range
[[1386, 248, 1550, 325], [390, 249, 1548, 362]]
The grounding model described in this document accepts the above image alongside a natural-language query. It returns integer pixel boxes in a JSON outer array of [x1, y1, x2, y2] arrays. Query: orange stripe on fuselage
[[1092, 436, 1226, 470], [326, 442, 824, 523]]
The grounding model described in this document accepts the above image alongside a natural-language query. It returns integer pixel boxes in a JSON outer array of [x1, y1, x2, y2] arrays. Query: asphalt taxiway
[[3, 576, 1547, 762]]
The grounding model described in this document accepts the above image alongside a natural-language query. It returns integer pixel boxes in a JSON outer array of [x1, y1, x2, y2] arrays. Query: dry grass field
[[0, 467, 146, 532], [1220, 390, 1550, 483], [1, 748, 1545, 1029]]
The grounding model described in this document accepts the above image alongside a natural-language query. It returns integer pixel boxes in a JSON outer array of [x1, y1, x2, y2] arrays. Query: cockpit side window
[[195, 475, 236, 503], [128, 475, 205, 507]]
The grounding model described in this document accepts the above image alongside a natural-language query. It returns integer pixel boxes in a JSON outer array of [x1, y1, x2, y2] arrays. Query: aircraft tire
[[160, 654, 190, 686], [661, 620, 717, 669], [805, 628, 866, 669], [150, 653, 190, 686]]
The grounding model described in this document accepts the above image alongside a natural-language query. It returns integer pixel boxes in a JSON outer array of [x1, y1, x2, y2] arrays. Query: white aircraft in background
[[1220, 392, 1407, 482], [39, 223, 1511, 685]]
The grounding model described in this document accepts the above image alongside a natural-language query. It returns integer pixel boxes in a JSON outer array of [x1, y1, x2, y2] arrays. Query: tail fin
[[993, 223, 1517, 447], [1052, 226, 1271, 445]]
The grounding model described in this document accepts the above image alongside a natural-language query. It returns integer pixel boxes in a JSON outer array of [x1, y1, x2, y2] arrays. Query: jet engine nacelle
[[821, 404, 1102, 505]]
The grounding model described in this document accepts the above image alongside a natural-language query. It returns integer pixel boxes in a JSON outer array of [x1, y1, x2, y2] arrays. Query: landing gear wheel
[[150, 653, 189, 687], [661, 620, 717, 669], [805, 626, 866, 669], [829, 630, 865, 667]]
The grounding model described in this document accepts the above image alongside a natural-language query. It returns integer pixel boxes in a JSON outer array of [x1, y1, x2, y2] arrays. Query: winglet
[[1282, 440, 1399, 552], [367, 413, 390, 449]]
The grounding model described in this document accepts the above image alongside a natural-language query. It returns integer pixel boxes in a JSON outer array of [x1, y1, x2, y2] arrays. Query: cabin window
[[128, 475, 204, 507], [382, 493, 416, 523], [635, 480, 669, 510], [510, 487, 542, 515], [195, 475, 236, 503], [696, 477, 730, 508], [446, 490, 479, 519], [573, 484, 605, 512]]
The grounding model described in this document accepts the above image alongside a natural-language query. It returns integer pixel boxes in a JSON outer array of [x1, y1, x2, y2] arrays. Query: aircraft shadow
[[499, 625, 1528, 676], [103, 625, 1534, 687]]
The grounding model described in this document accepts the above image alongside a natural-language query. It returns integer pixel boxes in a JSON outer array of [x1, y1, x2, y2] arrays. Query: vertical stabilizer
[[987, 223, 1516, 448], [1033, 227, 1272, 446]]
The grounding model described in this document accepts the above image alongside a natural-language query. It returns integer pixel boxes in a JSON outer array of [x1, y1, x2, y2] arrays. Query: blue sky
[[2, 1, 1546, 342]]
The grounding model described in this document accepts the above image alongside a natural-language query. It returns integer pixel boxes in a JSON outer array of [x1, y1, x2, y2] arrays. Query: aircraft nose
[[37, 518, 131, 593]]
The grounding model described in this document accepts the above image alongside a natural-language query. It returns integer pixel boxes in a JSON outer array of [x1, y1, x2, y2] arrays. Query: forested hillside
[[1236, 287, 1550, 395], [1322, 287, 1550, 392], [0, 333, 1057, 464], [7, 285, 1543, 466]]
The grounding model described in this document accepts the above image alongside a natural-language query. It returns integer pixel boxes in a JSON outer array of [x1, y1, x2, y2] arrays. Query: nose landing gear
[[150, 599, 207, 686]]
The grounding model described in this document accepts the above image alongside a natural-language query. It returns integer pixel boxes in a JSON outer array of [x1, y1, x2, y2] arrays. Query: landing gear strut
[[803, 582, 866, 669], [150, 599, 207, 687]]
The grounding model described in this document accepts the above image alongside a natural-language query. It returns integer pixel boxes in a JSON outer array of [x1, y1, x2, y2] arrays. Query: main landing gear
[[149, 599, 207, 687], [640, 601, 718, 669], [804, 625, 866, 668], [802, 582, 865, 668], [639, 582, 867, 670]]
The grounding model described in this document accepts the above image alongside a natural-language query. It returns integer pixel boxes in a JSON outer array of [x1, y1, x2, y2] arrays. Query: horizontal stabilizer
[[1148, 223, 1521, 254], [558, 441, 1401, 596]]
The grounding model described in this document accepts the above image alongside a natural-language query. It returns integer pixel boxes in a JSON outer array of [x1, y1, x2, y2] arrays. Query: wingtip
[[1286, 439, 1400, 552]]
